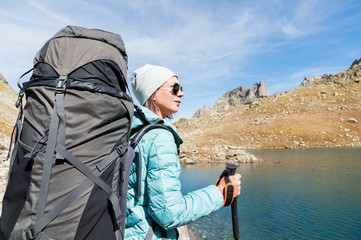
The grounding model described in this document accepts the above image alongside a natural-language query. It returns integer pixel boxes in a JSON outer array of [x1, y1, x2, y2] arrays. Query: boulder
[[348, 118, 358, 123], [300, 75, 322, 86], [192, 105, 216, 118]]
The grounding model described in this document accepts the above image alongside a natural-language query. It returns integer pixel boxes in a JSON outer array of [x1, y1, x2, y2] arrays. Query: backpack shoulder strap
[[129, 107, 175, 199], [130, 120, 170, 148], [130, 120, 172, 199]]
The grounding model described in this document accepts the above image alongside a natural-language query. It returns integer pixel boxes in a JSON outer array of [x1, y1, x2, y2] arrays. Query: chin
[[172, 107, 179, 114]]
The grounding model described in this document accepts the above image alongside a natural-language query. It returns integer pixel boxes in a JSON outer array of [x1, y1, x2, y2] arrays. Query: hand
[[217, 174, 242, 197]]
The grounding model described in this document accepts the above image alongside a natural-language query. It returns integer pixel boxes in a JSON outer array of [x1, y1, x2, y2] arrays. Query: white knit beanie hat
[[131, 64, 177, 105]]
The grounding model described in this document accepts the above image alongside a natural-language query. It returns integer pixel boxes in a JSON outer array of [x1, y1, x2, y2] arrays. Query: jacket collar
[[131, 105, 183, 146]]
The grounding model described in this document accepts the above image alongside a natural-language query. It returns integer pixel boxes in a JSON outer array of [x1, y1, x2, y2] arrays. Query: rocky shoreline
[[179, 145, 264, 165]]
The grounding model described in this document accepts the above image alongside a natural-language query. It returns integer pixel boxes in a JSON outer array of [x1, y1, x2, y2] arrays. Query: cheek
[[155, 93, 178, 113], [155, 92, 171, 108], [155, 92, 168, 104]]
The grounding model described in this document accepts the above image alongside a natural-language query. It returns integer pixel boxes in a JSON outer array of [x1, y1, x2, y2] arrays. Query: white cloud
[[279, 0, 341, 37], [0, 23, 53, 86], [27, 0, 75, 25]]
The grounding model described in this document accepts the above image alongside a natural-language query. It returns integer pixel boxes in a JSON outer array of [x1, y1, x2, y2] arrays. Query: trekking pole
[[226, 165, 239, 240], [216, 165, 240, 240]]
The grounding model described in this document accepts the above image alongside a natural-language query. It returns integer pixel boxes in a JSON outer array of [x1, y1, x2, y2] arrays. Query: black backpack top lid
[[34, 25, 128, 80]]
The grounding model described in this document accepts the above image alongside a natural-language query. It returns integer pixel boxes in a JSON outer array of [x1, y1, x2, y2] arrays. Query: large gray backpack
[[0, 26, 134, 240]]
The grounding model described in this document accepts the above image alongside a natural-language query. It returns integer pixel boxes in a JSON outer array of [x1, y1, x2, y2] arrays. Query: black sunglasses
[[170, 83, 183, 95]]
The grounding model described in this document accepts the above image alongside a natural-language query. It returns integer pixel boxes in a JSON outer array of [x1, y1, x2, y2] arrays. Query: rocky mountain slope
[[0, 74, 18, 141], [0, 74, 18, 161], [175, 59, 361, 162], [0, 74, 18, 213], [0, 75, 18, 161], [193, 80, 270, 118]]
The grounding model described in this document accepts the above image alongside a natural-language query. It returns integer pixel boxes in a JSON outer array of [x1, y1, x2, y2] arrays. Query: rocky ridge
[[193, 81, 270, 118]]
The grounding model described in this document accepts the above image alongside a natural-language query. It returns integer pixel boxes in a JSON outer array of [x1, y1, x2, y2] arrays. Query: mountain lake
[[180, 147, 361, 240]]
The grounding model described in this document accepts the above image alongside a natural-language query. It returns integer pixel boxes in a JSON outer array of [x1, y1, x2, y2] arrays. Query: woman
[[125, 64, 241, 239]]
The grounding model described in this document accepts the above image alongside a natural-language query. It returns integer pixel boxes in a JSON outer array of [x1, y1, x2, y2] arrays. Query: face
[[153, 76, 184, 118]]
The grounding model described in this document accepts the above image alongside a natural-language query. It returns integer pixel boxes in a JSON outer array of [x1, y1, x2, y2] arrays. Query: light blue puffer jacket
[[124, 106, 224, 239]]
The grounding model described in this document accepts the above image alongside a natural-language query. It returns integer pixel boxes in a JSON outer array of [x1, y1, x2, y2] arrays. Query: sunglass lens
[[172, 83, 182, 95]]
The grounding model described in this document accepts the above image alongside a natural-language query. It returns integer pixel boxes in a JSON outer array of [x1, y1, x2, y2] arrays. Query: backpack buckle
[[55, 75, 67, 94], [116, 144, 128, 156], [15, 90, 24, 108], [26, 228, 36, 239]]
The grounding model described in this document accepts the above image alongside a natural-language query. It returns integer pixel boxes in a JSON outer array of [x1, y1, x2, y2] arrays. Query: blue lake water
[[180, 148, 361, 240]]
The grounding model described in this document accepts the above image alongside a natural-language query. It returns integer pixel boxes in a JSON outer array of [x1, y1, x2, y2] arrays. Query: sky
[[1, 0, 361, 119]]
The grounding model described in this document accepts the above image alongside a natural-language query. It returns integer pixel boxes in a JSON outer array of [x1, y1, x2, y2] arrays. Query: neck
[[156, 109, 164, 119]]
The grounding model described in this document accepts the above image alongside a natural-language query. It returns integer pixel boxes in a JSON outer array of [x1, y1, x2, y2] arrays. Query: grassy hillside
[[0, 74, 18, 140], [174, 63, 361, 161]]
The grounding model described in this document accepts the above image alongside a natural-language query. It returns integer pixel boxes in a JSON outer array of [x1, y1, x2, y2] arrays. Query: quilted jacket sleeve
[[145, 129, 224, 230]]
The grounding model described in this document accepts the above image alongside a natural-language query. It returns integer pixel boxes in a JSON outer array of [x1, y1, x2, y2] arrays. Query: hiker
[[126, 64, 242, 239]]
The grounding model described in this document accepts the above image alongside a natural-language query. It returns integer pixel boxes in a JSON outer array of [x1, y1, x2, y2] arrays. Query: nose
[[177, 88, 184, 97]]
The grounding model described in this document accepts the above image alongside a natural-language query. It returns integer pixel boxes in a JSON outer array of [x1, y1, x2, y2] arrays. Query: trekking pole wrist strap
[[222, 182, 236, 207], [215, 169, 236, 207], [215, 180, 236, 207]]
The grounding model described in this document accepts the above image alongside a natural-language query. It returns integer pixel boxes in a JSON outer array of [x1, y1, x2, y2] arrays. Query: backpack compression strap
[[7, 68, 34, 162], [215, 168, 236, 207], [35, 76, 68, 223], [26, 76, 125, 240], [27, 144, 128, 239]]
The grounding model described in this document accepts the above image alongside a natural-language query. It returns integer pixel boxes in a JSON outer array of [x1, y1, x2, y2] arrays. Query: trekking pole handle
[[226, 165, 240, 240], [226, 165, 237, 176]]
